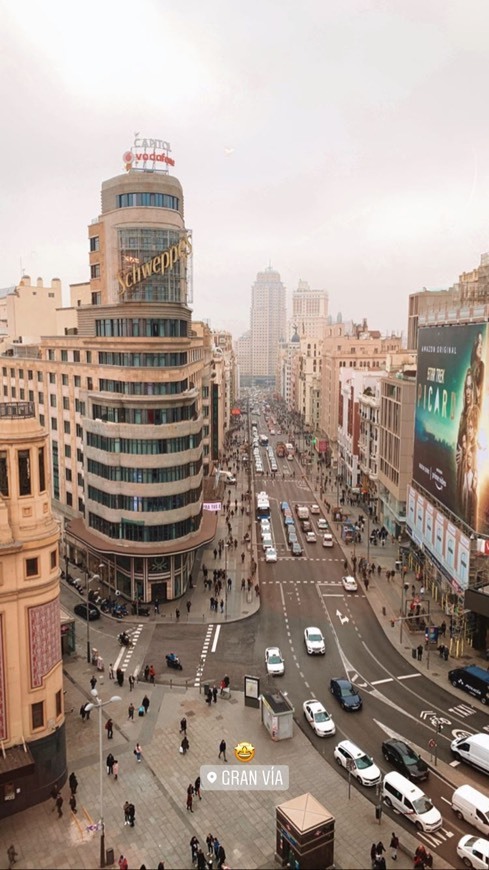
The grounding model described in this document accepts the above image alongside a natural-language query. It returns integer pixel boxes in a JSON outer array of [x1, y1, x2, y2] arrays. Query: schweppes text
[[117, 234, 192, 297]]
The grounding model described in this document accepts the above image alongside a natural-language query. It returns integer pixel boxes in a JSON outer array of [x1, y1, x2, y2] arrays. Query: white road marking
[[370, 678, 393, 686], [211, 625, 221, 653], [397, 673, 421, 680], [194, 624, 215, 687]]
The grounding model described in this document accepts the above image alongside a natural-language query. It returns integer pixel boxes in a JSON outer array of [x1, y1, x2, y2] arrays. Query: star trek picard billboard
[[413, 324, 489, 534]]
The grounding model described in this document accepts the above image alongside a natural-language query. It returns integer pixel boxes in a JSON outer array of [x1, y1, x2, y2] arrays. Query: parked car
[[341, 575, 358, 592], [304, 627, 325, 655], [303, 700, 336, 737], [381, 738, 429, 782], [74, 602, 100, 621], [265, 647, 285, 675], [330, 678, 362, 711], [333, 740, 381, 786], [291, 542, 303, 556], [457, 835, 489, 870]]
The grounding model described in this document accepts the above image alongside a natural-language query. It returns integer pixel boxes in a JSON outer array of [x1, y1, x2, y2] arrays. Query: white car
[[265, 646, 285, 675], [342, 575, 358, 592], [457, 835, 489, 870], [260, 522, 271, 535], [262, 534, 273, 550], [322, 533, 334, 547], [265, 547, 278, 562], [305, 531, 317, 543], [303, 700, 336, 737], [310, 504, 321, 514], [304, 627, 325, 655], [317, 518, 329, 530], [333, 740, 381, 786]]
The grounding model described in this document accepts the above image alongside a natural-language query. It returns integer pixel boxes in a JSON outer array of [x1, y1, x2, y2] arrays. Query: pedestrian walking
[[376, 842, 386, 861], [105, 717, 113, 739], [149, 664, 155, 684], [109, 663, 114, 680], [218, 738, 227, 761], [144, 664, 150, 681], [106, 753, 115, 775], [370, 843, 377, 866], [181, 735, 190, 754], [175, 608, 180, 621], [90, 675, 97, 691], [7, 846, 18, 869], [217, 843, 226, 869], [134, 742, 142, 762], [180, 717, 187, 734], [68, 771, 78, 796], [196, 848, 206, 870], [142, 694, 150, 714], [186, 600, 191, 613], [118, 855, 129, 870], [127, 802, 135, 826], [390, 832, 399, 860], [194, 775, 202, 800], [186, 785, 194, 813], [417, 644, 423, 662], [212, 686, 218, 703], [55, 793, 63, 817], [128, 702, 135, 720], [116, 668, 124, 687], [69, 794, 77, 814], [123, 801, 131, 825], [206, 834, 214, 857], [364, 574, 369, 591], [440, 620, 447, 637], [241, 551, 245, 563], [190, 835, 199, 864], [113, 760, 119, 780], [128, 674, 135, 691]]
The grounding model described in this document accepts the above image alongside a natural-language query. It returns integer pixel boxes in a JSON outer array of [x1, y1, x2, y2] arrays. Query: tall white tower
[[250, 266, 286, 388]]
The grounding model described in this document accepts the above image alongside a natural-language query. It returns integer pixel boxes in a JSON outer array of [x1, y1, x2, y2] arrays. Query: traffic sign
[[428, 738, 437, 749]]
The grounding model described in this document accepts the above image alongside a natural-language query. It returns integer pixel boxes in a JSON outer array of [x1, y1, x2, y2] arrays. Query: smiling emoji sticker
[[234, 741, 255, 763]]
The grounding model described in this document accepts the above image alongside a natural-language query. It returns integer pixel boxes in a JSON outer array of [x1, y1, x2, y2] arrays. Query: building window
[[61, 351, 68, 363], [28, 370, 33, 380], [90, 236, 100, 252], [51, 417, 57, 431], [55, 690, 62, 718], [26, 557, 39, 577], [48, 350, 55, 361], [65, 445, 71, 458], [38, 392, 44, 405], [73, 351, 80, 363], [63, 397, 70, 410], [90, 264, 100, 279], [86, 351, 92, 364], [31, 701, 44, 730], [2, 387, 6, 398], [11, 387, 16, 399], [38, 446, 46, 492], [64, 421, 71, 435], [50, 395, 57, 408], [20, 388, 25, 400], [39, 414, 45, 426], [65, 468, 72, 482], [62, 374, 69, 386], [66, 492, 73, 507], [49, 373, 56, 384], [0, 451, 8, 496], [50, 549, 57, 569], [37, 372, 43, 382], [87, 378, 93, 391], [29, 390, 34, 402], [91, 292, 101, 306], [18, 449, 31, 496], [74, 376, 81, 387]]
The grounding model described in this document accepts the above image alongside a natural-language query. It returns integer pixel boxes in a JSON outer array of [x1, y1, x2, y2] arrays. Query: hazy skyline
[[2, 0, 489, 342]]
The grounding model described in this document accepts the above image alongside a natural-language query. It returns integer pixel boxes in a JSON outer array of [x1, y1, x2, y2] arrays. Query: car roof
[[333, 677, 351, 687], [305, 699, 325, 710], [336, 739, 365, 757], [306, 626, 322, 633], [383, 738, 411, 751], [266, 646, 281, 656]]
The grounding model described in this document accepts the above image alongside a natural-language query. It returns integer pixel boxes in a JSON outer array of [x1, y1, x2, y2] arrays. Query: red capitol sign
[[123, 136, 175, 172]]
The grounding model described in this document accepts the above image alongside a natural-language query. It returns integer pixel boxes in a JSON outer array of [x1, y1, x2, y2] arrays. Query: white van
[[457, 835, 489, 870], [322, 533, 334, 548], [382, 771, 442, 832], [451, 733, 489, 774], [452, 785, 489, 836]]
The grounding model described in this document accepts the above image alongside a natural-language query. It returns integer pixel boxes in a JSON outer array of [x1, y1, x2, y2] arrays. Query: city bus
[[256, 491, 271, 520]]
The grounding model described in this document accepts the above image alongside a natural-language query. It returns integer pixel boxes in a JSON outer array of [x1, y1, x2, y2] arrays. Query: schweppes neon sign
[[117, 233, 192, 298]]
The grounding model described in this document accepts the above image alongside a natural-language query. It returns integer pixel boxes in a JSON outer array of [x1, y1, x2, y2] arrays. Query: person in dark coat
[[106, 753, 115, 775], [68, 772, 78, 795], [69, 794, 77, 814], [116, 668, 124, 687], [105, 718, 113, 739], [142, 695, 150, 714]]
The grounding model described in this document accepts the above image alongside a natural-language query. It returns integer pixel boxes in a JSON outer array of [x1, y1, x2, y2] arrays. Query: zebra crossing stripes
[[194, 624, 215, 687]]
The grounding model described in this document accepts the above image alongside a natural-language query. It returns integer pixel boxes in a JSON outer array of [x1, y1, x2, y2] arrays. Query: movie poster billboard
[[413, 324, 489, 533]]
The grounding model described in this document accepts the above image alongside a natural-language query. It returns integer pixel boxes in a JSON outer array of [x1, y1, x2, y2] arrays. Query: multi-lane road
[[63, 431, 489, 869]]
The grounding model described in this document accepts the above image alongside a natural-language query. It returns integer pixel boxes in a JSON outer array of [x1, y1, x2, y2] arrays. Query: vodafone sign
[[123, 135, 175, 173]]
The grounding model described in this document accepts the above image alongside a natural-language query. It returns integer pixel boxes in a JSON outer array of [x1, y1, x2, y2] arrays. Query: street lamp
[[85, 573, 100, 664], [85, 690, 121, 868]]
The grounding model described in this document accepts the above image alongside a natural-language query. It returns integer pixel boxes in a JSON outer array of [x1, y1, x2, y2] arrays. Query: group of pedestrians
[[185, 776, 202, 812], [190, 833, 227, 869]]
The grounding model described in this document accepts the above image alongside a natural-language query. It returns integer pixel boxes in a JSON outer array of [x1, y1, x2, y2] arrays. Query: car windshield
[[268, 654, 282, 664], [400, 746, 420, 766], [356, 754, 373, 770], [309, 633, 322, 642], [313, 710, 329, 722], [340, 684, 356, 697], [412, 796, 433, 814]]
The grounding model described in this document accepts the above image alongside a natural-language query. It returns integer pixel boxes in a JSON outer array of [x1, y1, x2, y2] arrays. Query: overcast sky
[[2, 0, 489, 342]]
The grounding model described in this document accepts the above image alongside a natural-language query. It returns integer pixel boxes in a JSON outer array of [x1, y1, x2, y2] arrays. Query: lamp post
[[85, 573, 100, 664], [85, 690, 121, 868], [224, 543, 229, 620]]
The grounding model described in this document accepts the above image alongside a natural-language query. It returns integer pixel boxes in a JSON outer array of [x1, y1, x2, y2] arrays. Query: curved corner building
[[64, 165, 215, 600]]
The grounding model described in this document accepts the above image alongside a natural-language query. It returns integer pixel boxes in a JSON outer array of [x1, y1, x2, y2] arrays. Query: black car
[[74, 602, 100, 621], [381, 739, 429, 782], [330, 678, 362, 711]]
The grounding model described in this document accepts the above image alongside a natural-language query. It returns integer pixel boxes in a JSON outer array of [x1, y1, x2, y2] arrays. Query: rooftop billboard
[[413, 324, 489, 534]]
